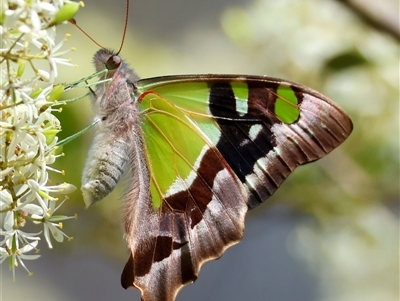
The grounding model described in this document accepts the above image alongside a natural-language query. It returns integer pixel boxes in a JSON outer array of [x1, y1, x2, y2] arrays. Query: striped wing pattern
[[119, 75, 352, 301]]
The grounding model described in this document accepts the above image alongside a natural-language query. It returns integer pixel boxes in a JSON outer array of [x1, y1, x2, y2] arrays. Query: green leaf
[[30, 88, 43, 99], [324, 50, 370, 72], [48, 85, 65, 102], [52, 2, 80, 25]]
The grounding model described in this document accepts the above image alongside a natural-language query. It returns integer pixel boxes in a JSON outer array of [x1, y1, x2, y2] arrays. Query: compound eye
[[106, 55, 121, 70]]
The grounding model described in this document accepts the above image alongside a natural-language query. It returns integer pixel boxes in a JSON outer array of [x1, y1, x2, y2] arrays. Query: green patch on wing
[[275, 84, 300, 123], [138, 81, 211, 115], [139, 91, 212, 209]]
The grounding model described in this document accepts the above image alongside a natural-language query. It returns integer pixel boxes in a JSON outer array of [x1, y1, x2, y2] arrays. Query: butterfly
[[81, 48, 353, 301]]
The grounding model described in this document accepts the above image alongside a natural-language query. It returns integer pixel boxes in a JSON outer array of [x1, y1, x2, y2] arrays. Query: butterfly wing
[[120, 74, 352, 301], [121, 77, 248, 301], [137, 75, 353, 208]]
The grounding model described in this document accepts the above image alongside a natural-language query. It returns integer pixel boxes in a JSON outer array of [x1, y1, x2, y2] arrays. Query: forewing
[[136, 75, 353, 208]]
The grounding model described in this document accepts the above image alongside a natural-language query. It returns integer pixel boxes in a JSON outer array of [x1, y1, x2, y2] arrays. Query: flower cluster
[[0, 0, 81, 278]]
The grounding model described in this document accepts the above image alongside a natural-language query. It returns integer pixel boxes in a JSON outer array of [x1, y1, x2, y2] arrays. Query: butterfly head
[[93, 48, 140, 83], [93, 48, 120, 76], [106, 54, 122, 71]]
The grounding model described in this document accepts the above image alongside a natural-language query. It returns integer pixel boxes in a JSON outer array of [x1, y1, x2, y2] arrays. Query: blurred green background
[[3, 0, 399, 300]]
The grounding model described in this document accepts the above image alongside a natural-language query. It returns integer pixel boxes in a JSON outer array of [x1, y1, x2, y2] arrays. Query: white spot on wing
[[197, 121, 221, 146], [249, 124, 263, 140], [239, 124, 263, 147], [164, 145, 209, 198], [236, 97, 248, 117], [245, 173, 259, 191]]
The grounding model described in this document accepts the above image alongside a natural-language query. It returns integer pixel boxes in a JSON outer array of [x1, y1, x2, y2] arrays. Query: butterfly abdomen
[[81, 128, 130, 206]]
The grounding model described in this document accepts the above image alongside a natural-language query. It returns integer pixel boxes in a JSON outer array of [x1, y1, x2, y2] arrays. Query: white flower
[[0, 0, 81, 277], [31, 199, 76, 248], [0, 234, 41, 279]]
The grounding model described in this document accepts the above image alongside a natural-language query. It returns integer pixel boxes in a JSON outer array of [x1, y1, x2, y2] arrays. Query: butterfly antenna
[[116, 0, 130, 55], [69, 18, 105, 49]]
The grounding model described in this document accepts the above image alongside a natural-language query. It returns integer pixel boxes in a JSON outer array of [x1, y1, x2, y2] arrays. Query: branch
[[336, 0, 400, 41]]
